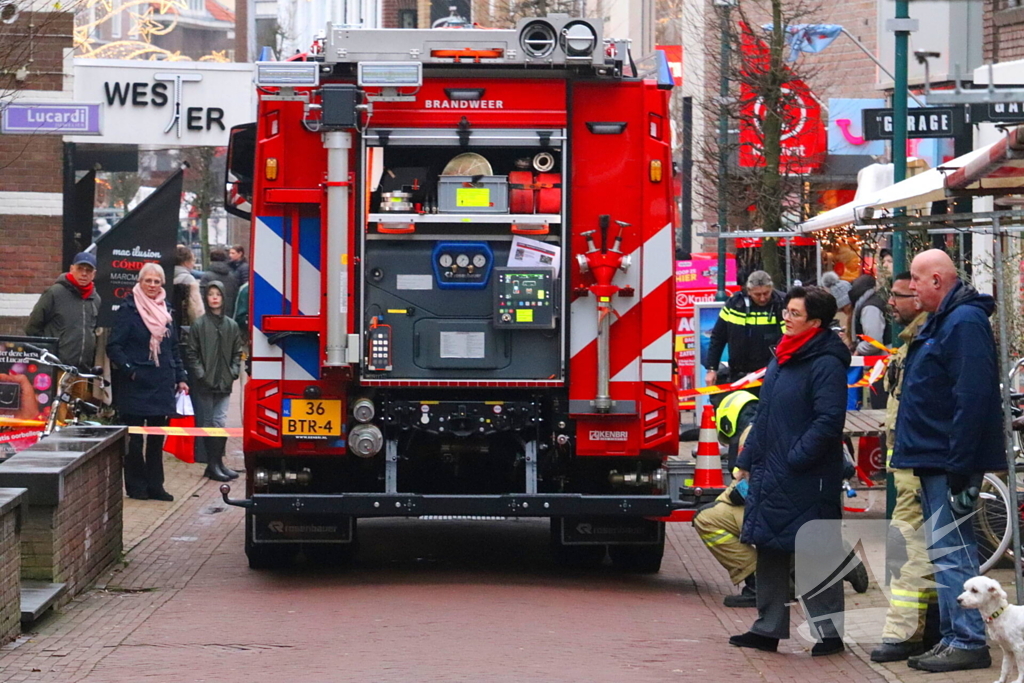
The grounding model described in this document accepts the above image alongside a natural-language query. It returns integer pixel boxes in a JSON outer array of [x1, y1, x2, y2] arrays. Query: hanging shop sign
[[827, 98, 886, 156], [1, 102, 102, 135], [861, 106, 966, 141], [737, 26, 826, 175], [969, 101, 1024, 124], [70, 59, 256, 147], [94, 171, 182, 326]]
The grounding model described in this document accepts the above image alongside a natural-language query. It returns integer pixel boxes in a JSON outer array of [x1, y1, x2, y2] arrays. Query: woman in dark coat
[[107, 263, 189, 501], [729, 285, 851, 657]]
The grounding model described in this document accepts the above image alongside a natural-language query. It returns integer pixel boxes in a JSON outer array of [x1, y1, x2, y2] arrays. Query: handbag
[[165, 391, 195, 463], [174, 390, 194, 418]]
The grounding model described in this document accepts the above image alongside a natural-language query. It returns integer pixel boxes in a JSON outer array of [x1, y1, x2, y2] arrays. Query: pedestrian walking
[[891, 249, 1004, 673], [173, 245, 204, 333], [107, 263, 188, 501], [729, 285, 850, 657], [849, 274, 890, 408], [25, 252, 101, 370], [174, 245, 207, 462], [703, 270, 784, 392], [228, 244, 249, 286], [820, 272, 852, 345], [200, 249, 239, 318], [185, 281, 243, 482], [870, 271, 937, 663]]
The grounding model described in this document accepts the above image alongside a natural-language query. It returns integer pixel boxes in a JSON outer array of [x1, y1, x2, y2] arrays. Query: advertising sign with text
[[70, 59, 256, 147]]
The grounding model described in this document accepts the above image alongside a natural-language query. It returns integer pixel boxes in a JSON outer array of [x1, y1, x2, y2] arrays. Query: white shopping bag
[[175, 390, 194, 417]]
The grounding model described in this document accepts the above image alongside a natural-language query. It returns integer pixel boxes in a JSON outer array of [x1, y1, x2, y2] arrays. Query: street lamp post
[[715, 0, 735, 301], [890, 0, 915, 276]]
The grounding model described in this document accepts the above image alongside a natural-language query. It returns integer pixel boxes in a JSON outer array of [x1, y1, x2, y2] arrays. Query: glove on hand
[[947, 471, 983, 496], [950, 486, 980, 518]]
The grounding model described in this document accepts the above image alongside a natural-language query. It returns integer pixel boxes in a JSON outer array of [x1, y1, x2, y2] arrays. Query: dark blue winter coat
[[737, 328, 851, 552], [891, 281, 1005, 475], [106, 294, 187, 417]]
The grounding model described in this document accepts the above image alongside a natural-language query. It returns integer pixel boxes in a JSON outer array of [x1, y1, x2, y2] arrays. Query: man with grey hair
[[703, 270, 785, 392]]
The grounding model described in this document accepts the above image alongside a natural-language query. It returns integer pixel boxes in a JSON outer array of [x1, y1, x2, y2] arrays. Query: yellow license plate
[[283, 400, 342, 437]]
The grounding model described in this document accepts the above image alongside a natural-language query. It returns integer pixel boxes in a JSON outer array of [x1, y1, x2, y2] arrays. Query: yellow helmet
[[716, 390, 758, 439]]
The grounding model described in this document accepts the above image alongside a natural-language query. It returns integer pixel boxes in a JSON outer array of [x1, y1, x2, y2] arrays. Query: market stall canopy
[[797, 126, 1024, 233]]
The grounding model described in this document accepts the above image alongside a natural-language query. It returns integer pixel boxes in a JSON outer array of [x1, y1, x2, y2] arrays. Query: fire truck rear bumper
[[220, 486, 675, 518]]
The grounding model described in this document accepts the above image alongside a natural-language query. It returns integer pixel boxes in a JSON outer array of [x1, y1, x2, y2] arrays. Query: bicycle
[[973, 357, 1024, 572], [0, 343, 107, 457]]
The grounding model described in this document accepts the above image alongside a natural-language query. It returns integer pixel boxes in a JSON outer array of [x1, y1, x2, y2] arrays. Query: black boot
[[203, 438, 231, 482], [217, 452, 240, 480], [724, 574, 757, 608]]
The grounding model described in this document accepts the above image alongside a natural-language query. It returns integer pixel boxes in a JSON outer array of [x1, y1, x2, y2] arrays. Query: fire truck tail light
[[265, 158, 279, 181], [649, 160, 663, 183]]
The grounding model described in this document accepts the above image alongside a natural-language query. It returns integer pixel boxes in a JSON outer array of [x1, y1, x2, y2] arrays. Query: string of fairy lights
[[74, 0, 230, 62]]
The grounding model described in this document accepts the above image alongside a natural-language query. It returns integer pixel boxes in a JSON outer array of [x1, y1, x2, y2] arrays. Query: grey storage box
[[438, 175, 509, 213]]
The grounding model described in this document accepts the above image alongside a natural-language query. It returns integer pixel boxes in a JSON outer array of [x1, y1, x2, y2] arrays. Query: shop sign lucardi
[[2, 102, 102, 135], [70, 59, 256, 147]]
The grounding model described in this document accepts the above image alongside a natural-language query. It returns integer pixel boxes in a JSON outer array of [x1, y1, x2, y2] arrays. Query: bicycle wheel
[[976, 473, 1012, 574]]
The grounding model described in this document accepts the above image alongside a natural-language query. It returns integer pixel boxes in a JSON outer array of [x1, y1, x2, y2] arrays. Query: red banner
[[737, 24, 826, 175]]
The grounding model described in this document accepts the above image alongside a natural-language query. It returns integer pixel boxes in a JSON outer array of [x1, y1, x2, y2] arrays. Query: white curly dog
[[958, 576, 1024, 683]]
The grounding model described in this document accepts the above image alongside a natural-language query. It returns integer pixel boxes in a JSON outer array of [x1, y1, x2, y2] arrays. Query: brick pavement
[[0, 432, 1013, 682]]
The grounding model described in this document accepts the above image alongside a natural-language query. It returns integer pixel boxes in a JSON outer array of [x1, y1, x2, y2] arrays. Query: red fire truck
[[221, 16, 681, 571]]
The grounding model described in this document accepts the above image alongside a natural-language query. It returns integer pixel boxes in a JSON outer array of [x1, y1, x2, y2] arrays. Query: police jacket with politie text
[[25, 275, 101, 370], [736, 329, 850, 552], [890, 280, 1005, 476], [703, 289, 785, 375]]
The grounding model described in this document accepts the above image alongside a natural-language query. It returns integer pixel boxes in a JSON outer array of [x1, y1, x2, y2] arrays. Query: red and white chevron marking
[[569, 223, 675, 389]]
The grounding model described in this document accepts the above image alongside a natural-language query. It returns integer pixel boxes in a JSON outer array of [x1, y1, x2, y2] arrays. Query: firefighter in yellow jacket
[[693, 391, 760, 607], [870, 271, 937, 663]]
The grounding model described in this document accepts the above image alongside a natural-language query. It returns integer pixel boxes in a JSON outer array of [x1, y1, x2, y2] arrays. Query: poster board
[[692, 301, 727, 414], [675, 254, 738, 410], [0, 336, 59, 457]]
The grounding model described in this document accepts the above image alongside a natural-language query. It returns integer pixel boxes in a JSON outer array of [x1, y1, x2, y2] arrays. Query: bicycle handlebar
[[22, 343, 105, 382]]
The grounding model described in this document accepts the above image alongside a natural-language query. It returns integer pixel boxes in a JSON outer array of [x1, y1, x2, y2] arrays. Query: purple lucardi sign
[[1, 102, 102, 135]]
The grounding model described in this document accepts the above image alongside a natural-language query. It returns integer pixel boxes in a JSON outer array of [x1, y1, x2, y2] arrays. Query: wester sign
[[70, 59, 256, 147]]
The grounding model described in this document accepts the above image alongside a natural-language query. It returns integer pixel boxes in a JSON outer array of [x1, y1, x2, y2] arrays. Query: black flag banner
[[94, 170, 183, 327]]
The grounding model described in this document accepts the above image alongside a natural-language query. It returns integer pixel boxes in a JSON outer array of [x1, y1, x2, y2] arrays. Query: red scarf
[[775, 327, 821, 366], [65, 272, 94, 300]]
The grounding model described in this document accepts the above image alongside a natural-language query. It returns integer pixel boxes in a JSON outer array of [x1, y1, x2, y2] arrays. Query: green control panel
[[493, 268, 556, 329]]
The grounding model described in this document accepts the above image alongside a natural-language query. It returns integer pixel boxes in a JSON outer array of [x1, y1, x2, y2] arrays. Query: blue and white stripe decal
[[252, 215, 322, 381]]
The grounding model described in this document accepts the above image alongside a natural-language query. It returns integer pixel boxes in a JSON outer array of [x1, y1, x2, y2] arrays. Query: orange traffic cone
[[693, 404, 725, 488]]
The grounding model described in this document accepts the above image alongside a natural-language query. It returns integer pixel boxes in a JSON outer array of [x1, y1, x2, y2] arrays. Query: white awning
[[798, 126, 1024, 233]]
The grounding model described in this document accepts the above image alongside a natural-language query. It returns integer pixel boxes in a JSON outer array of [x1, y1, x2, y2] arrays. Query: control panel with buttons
[[432, 241, 493, 289], [493, 268, 556, 329], [367, 324, 393, 372]]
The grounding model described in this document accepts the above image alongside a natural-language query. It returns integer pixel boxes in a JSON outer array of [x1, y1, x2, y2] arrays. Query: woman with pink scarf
[[107, 263, 189, 501]]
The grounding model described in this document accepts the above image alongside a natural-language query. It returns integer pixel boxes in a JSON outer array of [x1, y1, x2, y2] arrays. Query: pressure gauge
[[473, 254, 487, 268], [439, 254, 453, 268], [456, 254, 470, 268]]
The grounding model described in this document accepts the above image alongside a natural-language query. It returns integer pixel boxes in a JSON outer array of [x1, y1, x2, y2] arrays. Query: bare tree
[[181, 147, 225, 264], [0, 5, 83, 171], [474, 0, 578, 28], [683, 0, 824, 284]]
